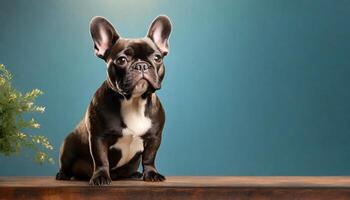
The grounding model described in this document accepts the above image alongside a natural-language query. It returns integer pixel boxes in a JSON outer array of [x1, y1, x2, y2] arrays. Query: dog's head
[[90, 15, 172, 99]]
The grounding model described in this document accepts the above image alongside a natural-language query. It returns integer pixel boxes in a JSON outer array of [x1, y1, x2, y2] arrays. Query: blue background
[[0, 0, 350, 176]]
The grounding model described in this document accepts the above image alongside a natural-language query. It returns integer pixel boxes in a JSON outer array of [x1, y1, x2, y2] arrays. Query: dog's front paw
[[143, 171, 165, 182], [56, 171, 71, 180], [89, 172, 112, 186]]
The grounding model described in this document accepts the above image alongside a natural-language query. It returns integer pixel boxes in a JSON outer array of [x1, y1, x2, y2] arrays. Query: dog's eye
[[154, 55, 162, 63], [116, 56, 128, 66]]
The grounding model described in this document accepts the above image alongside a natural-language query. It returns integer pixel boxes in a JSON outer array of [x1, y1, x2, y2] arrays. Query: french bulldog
[[56, 15, 171, 186]]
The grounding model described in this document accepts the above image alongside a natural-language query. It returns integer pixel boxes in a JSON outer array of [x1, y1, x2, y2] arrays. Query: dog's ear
[[147, 15, 172, 55], [90, 16, 119, 59]]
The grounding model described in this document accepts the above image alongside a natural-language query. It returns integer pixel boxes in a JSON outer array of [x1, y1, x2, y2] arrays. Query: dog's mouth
[[131, 76, 161, 97], [134, 79, 149, 93], [142, 74, 161, 90], [131, 78, 150, 97]]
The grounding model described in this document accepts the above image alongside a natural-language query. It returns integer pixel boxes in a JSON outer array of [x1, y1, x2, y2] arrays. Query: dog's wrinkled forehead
[[109, 38, 159, 60]]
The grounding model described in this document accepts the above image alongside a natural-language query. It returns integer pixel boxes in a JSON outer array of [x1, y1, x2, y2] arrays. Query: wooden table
[[1, 176, 350, 199]]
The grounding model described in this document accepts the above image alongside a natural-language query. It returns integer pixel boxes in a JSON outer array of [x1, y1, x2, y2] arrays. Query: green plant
[[0, 64, 54, 164]]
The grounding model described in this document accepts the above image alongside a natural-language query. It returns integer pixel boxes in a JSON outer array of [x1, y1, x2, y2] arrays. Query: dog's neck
[[121, 96, 146, 110]]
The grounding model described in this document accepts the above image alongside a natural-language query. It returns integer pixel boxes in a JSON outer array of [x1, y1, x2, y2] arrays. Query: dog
[[56, 15, 172, 186]]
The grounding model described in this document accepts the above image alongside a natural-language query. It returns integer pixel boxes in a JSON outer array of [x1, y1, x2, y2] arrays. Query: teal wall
[[0, 0, 350, 176]]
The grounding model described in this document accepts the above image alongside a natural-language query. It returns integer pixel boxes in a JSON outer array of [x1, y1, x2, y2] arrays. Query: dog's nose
[[133, 62, 150, 72]]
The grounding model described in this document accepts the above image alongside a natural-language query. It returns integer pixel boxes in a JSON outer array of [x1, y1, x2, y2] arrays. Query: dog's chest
[[110, 98, 151, 168]]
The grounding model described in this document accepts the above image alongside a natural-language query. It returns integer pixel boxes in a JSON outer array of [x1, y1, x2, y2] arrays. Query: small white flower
[[36, 106, 45, 113], [17, 133, 27, 139], [27, 102, 34, 108], [9, 93, 17, 100]]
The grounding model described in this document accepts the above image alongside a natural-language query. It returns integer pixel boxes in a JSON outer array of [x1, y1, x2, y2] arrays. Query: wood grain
[[1, 176, 350, 200]]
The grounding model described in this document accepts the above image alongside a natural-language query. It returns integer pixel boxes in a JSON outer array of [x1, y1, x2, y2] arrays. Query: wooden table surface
[[1, 176, 350, 188], [1, 176, 350, 200]]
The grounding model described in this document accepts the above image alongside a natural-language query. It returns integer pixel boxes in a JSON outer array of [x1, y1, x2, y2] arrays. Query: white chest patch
[[110, 98, 151, 168], [120, 98, 152, 137]]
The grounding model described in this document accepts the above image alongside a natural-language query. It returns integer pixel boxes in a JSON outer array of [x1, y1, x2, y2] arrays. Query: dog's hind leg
[[56, 133, 77, 180]]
